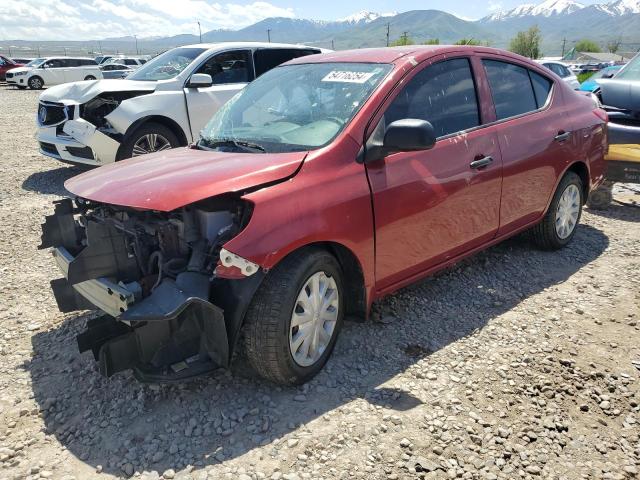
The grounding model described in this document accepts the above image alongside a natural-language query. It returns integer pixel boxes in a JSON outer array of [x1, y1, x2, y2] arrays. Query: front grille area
[[40, 142, 59, 156], [38, 103, 67, 126], [66, 146, 94, 160]]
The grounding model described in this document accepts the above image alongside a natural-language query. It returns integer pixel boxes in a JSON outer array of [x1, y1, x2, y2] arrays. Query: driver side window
[[196, 50, 252, 85], [385, 58, 480, 138], [44, 59, 63, 68]]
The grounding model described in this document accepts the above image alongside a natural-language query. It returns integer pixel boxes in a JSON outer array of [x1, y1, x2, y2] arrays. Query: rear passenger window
[[483, 60, 538, 120], [253, 49, 321, 77], [530, 71, 552, 108], [385, 58, 480, 138]]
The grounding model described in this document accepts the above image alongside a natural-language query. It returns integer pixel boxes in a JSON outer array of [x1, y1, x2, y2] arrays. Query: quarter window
[[196, 50, 252, 85], [385, 58, 480, 138], [483, 60, 539, 120], [529, 71, 552, 108]]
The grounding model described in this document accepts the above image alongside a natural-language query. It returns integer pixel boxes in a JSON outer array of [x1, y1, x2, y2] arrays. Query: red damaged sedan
[[40, 46, 607, 385]]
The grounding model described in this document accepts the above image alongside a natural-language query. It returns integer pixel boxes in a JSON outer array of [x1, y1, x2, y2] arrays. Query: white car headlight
[[14, 71, 27, 76]]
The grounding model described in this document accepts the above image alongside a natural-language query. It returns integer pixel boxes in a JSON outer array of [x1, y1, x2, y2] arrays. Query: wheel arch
[[566, 160, 590, 204], [119, 115, 189, 153]]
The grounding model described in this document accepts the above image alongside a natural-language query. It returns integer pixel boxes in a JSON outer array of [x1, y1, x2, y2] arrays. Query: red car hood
[[65, 147, 307, 211]]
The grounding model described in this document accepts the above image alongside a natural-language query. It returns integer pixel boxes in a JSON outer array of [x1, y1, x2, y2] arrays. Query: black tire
[[531, 171, 583, 250], [117, 122, 180, 160], [28, 76, 44, 90], [243, 248, 345, 385], [587, 181, 613, 210], [84, 75, 96, 81]]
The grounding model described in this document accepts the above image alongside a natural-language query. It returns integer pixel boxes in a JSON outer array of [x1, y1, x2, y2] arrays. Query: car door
[[365, 55, 503, 291], [481, 57, 576, 235], [42, 59, 66, 85], [184, 49, 253, 140]]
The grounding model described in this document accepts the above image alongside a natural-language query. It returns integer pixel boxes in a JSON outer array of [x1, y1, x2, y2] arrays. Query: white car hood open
[[39, 79, 157, 104]]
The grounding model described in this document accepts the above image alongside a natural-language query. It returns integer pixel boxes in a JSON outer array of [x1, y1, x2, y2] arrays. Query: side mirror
[[187, 73, 213, 88], [384, 119, 436, 153], [362, 118, 436, 164], [602, 73, 614, 79]]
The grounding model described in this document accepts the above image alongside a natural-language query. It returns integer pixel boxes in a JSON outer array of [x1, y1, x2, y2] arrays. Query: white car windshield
[[199, 62, 392, 153], [26, 58, 45, 67], [616, 54, 640, 81], [128, 47, 206, 81]]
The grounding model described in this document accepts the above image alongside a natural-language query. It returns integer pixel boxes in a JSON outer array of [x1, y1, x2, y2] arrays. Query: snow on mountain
[[337, 11, 396, 24], [487, 0, 585, 20], [487, 0, 640, 20]]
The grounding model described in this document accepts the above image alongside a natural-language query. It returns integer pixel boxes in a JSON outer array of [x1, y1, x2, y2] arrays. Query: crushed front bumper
[[38, 199, 265, 381], [37, 113, 121, 166]]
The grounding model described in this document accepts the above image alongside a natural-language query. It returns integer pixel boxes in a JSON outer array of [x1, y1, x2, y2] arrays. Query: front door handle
[[470, 156, 493, 169], [555, 131, 571, 142]]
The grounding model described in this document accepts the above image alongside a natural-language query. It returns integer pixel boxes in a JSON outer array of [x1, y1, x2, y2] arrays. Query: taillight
[[593, 108, 608, 123]]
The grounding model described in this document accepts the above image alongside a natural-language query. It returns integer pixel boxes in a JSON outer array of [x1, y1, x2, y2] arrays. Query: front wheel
[[118, 122, 180, 160], [243, 248, 344, 385], [530, 171, 583, 250], [28, 76, 44, 90], [84, 75, 96, 81]]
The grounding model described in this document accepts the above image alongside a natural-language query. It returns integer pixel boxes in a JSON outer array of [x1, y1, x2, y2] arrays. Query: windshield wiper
[[198, 137, 266, 153]]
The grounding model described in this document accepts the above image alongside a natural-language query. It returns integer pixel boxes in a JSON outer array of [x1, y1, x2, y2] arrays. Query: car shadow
[[25, 224, 609, 477], [22, 165, 88, 196]]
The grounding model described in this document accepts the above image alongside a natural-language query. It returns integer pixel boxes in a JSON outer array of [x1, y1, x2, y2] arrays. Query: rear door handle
[[555, 131, 571, 142], [470, 156, 493, 169]]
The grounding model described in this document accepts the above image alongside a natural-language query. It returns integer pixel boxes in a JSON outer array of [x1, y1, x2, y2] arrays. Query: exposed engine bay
[[39, 196, 264, 382]]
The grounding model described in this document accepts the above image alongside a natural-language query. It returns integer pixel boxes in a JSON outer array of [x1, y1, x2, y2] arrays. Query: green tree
[[574, 39, 601, 53], [509, 26, 542, 59], [391, 35, 414, 46], [423, 38, 440, 45], [454, 38, 483, 46], [606, 39, 621, 54]]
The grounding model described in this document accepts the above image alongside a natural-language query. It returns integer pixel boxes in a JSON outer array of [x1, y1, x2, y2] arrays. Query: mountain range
[[3, 1, 640, 57]]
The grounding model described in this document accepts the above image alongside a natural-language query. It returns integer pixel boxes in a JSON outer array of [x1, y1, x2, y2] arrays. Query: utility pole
[[267, 28, 271, 43], [331, 39, 335, 50], [561, 37, 567, 57], [134, 35, 138, 55], [386, 23, 390, 47], [401, 31, 409, 45], [197, 21, 202, 43]]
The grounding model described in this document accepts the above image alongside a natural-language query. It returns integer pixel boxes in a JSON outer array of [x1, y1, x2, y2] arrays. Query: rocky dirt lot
[[0, 86, 639, 480]]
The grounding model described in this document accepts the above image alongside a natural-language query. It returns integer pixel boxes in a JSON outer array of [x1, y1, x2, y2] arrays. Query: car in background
[[11, 57, 33, 65], [0, 55, 24, 81], [587, 52, 640, 207], [39, 45, 607, 384], [538, 60, 580, 89], [37, 42, 325, 166], [102, 57, 146, 68], [99, 63, 134, 79], [7, 57, 102, 89], [579, 65, 622, 92], [95, 55, 114, 65]]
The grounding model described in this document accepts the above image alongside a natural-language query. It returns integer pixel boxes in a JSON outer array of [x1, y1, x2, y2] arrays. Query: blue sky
[[0, 0, 606, 41]]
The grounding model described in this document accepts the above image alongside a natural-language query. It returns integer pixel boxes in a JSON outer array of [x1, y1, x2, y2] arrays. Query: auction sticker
[[322, 71, 376, 83]]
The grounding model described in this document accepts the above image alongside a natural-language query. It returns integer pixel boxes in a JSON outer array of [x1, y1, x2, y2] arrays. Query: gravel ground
[[0, 86, 639, 480]]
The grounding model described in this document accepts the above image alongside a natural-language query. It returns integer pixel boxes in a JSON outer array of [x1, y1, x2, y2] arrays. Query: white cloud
[[0, 0, 296, 41]]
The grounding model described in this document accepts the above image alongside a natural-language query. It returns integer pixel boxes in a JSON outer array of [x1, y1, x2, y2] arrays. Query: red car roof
[[286, 45, 530, 66]]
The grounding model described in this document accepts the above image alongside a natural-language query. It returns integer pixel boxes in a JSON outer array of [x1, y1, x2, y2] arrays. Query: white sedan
[[36, 43, 325, 166], [537, 60, 581, 90]]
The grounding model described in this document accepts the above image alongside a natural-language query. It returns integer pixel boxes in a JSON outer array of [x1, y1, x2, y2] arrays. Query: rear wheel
[[84, 75, 96, 81], [530, 171, 583, 250], [118, 122, 179, 160], [243, 248, 344, 385], [28, 76, 44, 90]]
